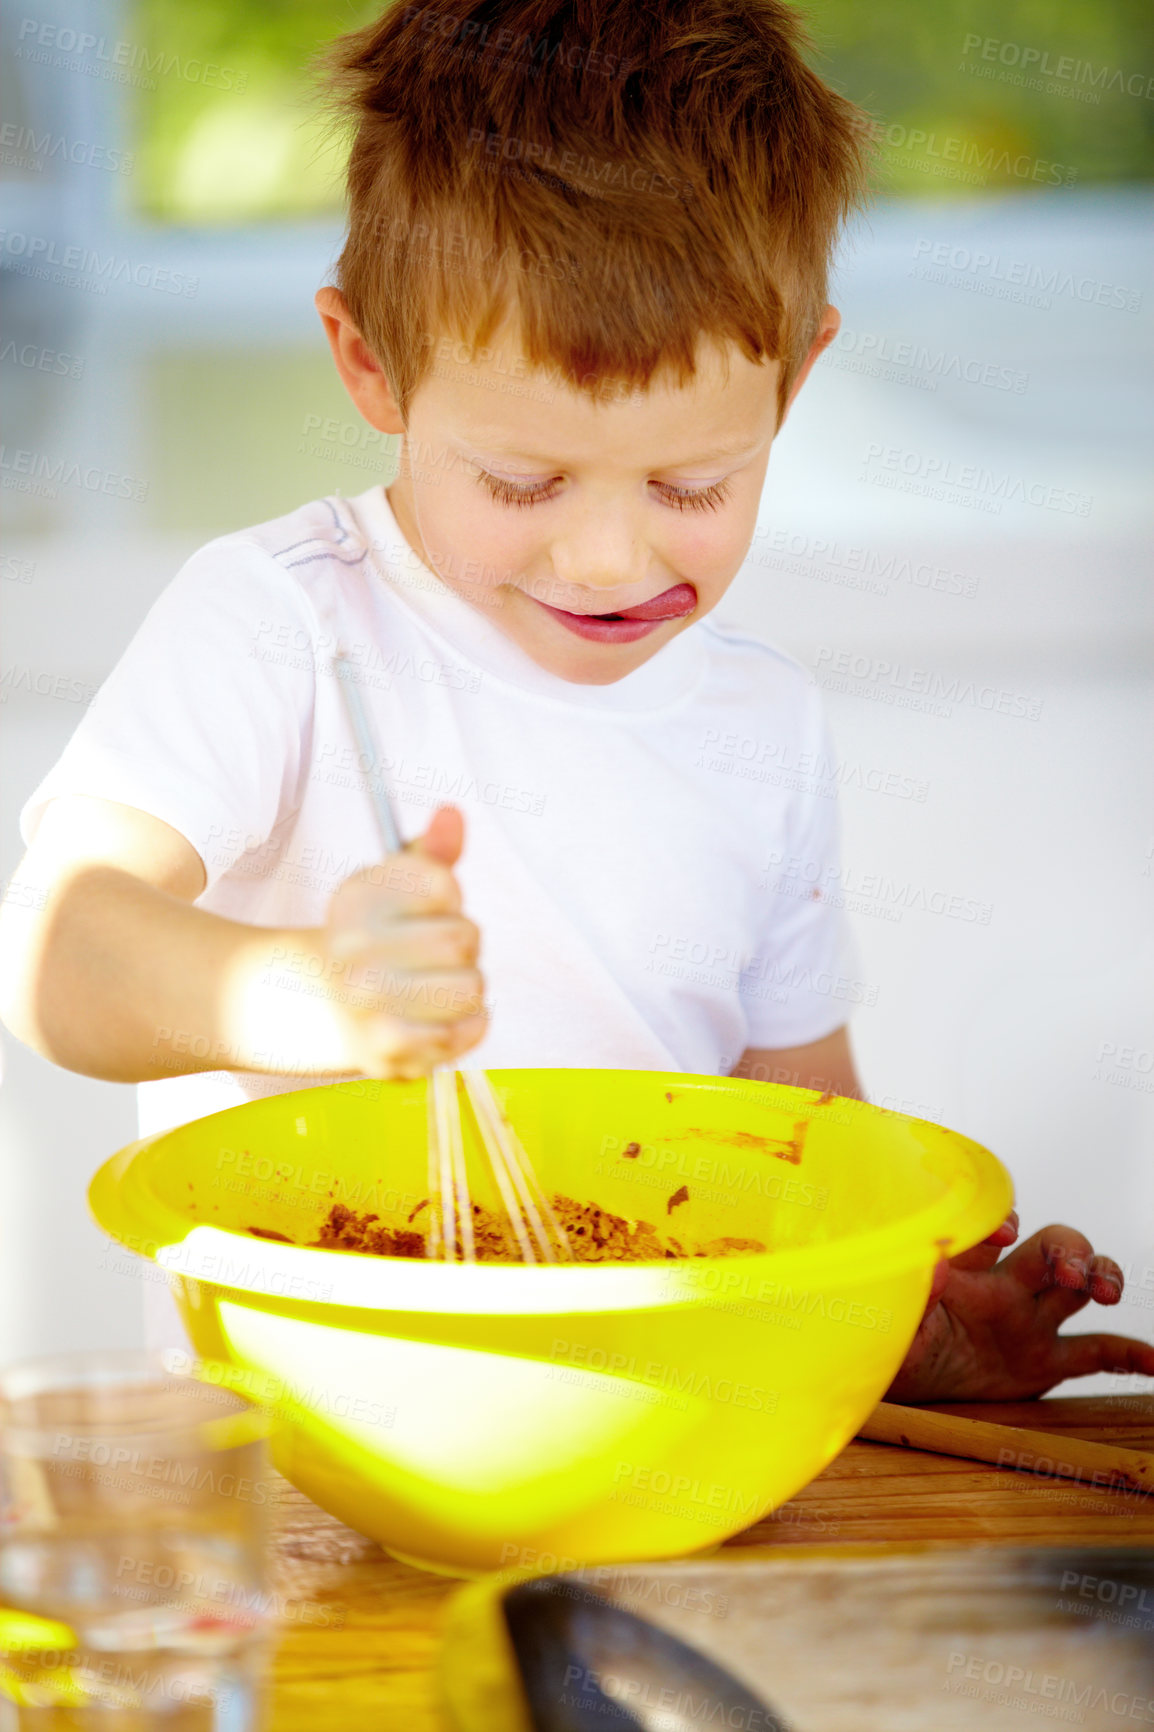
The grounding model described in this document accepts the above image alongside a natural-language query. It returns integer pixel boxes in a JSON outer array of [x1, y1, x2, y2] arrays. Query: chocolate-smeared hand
[[886, 1217, 1154, 1403]]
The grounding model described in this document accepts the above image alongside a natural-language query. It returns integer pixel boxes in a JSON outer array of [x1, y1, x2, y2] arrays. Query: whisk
[[334, 652, 573, 1264]]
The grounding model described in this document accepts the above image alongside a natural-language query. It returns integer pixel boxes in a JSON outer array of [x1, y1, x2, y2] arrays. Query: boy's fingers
[[329, 856, 463, 943], [946, 1241, 1005, 1274], [997, 1224, 1097, 1295], [350, 1009, 489, 1079], [1087, 1254, 1125, 1303], [945, 1210, 1022, 1274], [1034, 1285, 1094, 1330], [354, 966, 484, 1025], [410, 805, 464, 867], [348, 915, 480, 972], [1034, 1256, 1125, 1329], [385, 1011, 489, 1079], [988, 1209, 1020, 1247], [1051, 1331, 1154, 1383]]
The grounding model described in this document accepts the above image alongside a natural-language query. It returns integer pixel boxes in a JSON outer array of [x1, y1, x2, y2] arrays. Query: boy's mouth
[[533, 582, 697, 643]]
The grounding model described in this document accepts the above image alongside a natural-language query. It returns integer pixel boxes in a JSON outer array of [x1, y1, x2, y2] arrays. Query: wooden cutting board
[[571, 1543, 1154, 1731]]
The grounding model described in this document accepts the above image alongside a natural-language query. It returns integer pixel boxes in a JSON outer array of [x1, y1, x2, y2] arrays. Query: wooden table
[[264, 1396, 1154, 1729]]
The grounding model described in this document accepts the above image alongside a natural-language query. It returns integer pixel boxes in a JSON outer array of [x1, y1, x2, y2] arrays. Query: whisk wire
[[431, 1069, 451, 1258], [430, 1069, 459, 1261], [513, 1159, 574, 1264], [460, 1071, 542, 1264], [446, 1072, 475, 1262], [464, 1073, 573, 1264], [424, 1082, 443, 1261]]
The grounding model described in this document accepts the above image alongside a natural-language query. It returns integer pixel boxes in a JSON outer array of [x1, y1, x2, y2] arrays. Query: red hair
[[322, 0, 873, 423]]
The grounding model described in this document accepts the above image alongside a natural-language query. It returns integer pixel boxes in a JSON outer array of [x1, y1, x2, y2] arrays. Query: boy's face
[[317, 293, 838, 686]]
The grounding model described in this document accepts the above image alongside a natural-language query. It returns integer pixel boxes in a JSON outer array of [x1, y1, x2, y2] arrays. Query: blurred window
[[119, 0, 1153, 224], [129, 0, 377, 222]]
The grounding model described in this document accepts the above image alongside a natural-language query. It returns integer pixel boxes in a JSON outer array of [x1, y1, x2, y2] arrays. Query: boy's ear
[[778, 305, 841, 428], [315, 286, 405, 435]]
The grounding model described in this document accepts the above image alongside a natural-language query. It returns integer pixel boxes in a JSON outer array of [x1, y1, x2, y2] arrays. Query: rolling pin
[[858, 1401, 1154, 1495]]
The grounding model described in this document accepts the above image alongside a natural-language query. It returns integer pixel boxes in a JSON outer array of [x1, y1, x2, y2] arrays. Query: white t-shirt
[[20, 483, 862, 1142]]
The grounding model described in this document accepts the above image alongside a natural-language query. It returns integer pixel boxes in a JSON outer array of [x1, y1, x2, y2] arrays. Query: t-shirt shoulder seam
[[194, 496, 370, 584], [268, 495, 377, 574]]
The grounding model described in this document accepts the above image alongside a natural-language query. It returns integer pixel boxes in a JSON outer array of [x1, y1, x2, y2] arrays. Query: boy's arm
[[731, 1024, 862, 1099], [0, 795, 354, 1082], [0, 795, 483, 1084]]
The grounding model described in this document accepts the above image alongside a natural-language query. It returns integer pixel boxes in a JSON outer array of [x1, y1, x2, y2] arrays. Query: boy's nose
[[547, 513, 651, 599]]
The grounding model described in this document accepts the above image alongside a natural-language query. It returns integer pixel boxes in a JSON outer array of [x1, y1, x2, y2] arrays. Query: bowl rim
[[88, 1072, 1013, 1316]]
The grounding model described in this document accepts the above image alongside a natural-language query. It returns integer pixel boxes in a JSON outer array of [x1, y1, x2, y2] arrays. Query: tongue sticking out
[[598, 582, 697, 622]]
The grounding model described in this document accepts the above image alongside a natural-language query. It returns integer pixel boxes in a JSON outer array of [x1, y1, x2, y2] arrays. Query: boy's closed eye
[[473, 465, 737, 514]]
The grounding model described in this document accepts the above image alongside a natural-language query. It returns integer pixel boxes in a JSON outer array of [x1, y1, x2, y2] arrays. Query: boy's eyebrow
[[458, 435, 766, 468]]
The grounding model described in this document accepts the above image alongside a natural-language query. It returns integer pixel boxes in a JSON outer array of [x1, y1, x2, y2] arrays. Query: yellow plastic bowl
[[88, 1071, 1011, 1575]]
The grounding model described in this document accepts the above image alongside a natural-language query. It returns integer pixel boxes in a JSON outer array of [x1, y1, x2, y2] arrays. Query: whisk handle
[[333, 651, 403, 855]]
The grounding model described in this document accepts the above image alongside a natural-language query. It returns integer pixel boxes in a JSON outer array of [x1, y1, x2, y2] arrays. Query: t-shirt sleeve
[[737, 681, 866, 1049], [18, 537, 319, 895]]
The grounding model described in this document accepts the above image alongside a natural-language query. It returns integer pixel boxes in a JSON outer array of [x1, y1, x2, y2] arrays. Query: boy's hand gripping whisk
[[328, 652, 572, 1264], [322, 655, 488, 1081]]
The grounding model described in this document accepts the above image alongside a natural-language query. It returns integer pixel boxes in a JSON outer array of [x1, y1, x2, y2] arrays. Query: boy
[[1, 0, 1149, 1403]]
